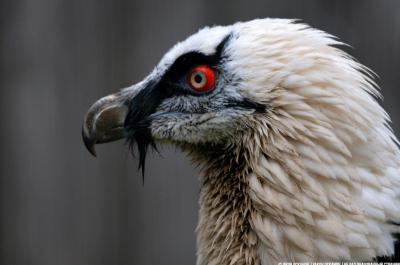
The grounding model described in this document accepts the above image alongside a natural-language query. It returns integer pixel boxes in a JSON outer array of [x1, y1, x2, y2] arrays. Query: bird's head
[[83, 19, 368, 172], [82, 18, 400, 263]]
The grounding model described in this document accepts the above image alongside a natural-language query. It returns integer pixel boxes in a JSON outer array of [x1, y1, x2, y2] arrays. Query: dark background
[[1, 1, 400, 264]]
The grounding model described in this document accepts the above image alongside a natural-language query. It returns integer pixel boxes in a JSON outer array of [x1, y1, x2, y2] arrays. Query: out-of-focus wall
[[1, 1, 399, 264]]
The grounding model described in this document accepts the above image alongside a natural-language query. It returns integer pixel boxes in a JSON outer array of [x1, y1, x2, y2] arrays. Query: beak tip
[[84, 140, 98, 158], [89, 148, 98, 158], [82, 127, 98, 158]]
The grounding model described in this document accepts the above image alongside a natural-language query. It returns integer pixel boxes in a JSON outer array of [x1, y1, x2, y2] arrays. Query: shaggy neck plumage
[[184, 143, 260, 265]]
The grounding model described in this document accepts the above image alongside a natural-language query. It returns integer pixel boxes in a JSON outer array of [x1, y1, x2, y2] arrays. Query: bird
[[82, 18, 400, 264]]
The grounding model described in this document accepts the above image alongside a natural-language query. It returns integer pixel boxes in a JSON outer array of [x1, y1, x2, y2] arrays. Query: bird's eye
[[186, 65, 215, 92]]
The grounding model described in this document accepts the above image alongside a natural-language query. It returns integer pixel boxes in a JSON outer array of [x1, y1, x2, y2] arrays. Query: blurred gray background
[[1, 0, 400, 264]]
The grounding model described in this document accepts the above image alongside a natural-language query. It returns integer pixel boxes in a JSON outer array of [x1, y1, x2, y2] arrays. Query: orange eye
[[186, 65, 215, 92]]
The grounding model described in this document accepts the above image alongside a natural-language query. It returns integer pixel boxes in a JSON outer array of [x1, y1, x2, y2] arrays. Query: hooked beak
[[82, 94, 129, 157]]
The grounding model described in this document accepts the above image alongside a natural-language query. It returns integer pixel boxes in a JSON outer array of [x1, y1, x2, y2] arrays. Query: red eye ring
[[186, 65, 215, 92]]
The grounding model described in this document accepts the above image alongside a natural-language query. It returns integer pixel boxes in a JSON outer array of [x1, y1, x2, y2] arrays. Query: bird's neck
[[192, 145, 259, 265]]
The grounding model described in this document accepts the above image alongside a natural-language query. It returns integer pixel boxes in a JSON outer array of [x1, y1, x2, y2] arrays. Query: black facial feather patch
[[124, 32, 245, 179], [124, 79, 169, 179], [225, 98, 265, 113]]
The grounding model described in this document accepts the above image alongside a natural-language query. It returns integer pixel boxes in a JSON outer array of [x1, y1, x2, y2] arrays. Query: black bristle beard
[[126, 108, 163, 182], [128, 135, 150, 181], [123, 78, 167, 182], [126, 132, 160, 183]]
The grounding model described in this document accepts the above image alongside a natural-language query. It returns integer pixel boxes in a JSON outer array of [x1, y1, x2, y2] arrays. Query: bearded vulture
[[82, 19, 400, 264]]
